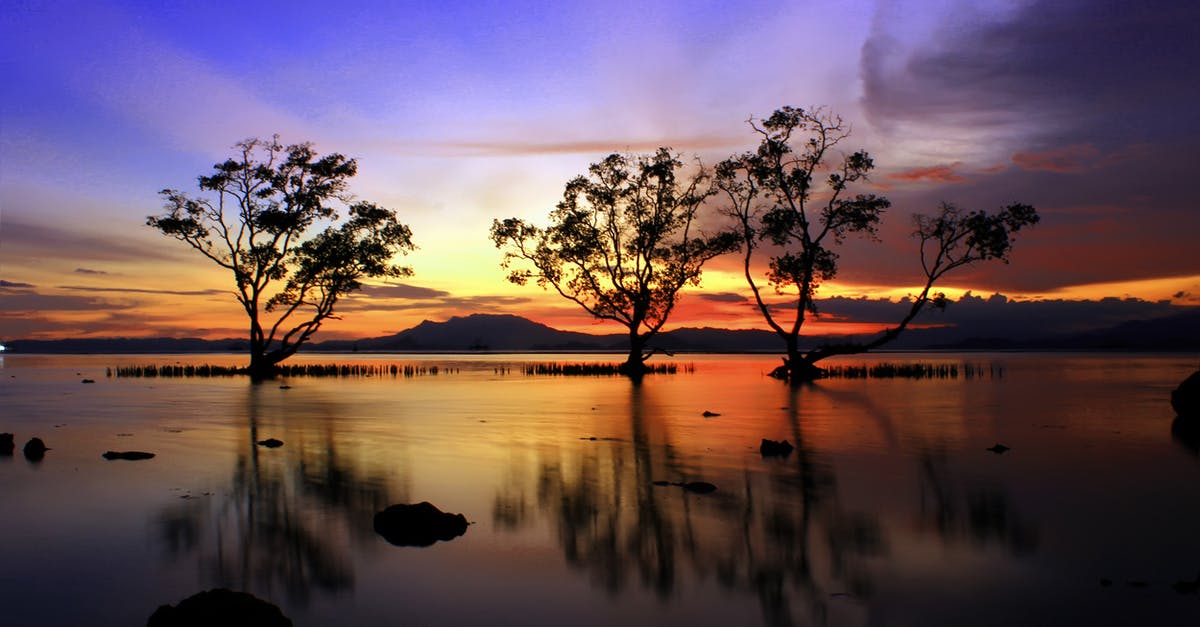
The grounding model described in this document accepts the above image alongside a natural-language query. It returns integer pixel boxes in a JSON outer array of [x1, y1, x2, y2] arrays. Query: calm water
[[1, 352, 1198, 626]]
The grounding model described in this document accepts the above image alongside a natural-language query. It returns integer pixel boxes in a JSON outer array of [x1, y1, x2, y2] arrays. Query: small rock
[[81, 378, 95, 384], [760, 438, 795, 457], [682, 481, 717, 494], [1099, 578, 1113, 587], [279, 385, 291, 390], [1171, 577, 1199, 595], [23, 437, 48, 460], [1, 432, 13, 454], [702, 410, 721, 417], [986, 443, 1011, 454], [102, 451, 156, 461], [373, 501, 469, 547], [651, 480, 671, 487], [256, 438, 284, 448], [147, 588, 292, 627]]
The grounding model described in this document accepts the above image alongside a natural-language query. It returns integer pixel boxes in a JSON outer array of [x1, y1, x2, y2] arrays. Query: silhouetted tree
[[491, 149, 738, 376], [148, 137, 415, 378], [717, 107, 1038, 382]]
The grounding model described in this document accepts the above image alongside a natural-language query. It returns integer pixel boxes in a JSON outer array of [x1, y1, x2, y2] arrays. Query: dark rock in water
[[986, 443, 1011, 454], [81, 378, 95, 384], [147, 588, 292, 627], [760, 438, 795, 457], [702, 410, 721, 417], [1171, 575, 1200, 595], [374, 501, 469, 547], [102, 450, 156, 461], [256, 438, 284, 448], [1172, 415, 1200, 456], [651, 480, 718, 494], [1, 432, 13, 455], [23, 437, 48, 460], [1172, 370, 1200, 418], [1099, 578, 1113, 588]]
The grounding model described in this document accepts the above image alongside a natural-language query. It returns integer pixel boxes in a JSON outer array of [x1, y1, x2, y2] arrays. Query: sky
[[2, 0, 1198, 341]]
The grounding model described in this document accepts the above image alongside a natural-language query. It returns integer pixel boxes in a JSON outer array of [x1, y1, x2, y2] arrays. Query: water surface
[[1, 352, 1198, 626]]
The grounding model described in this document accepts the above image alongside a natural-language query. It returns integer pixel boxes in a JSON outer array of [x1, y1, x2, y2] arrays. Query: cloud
[[1011, 144, 1108, 173], [428, 134, 746, 158], [696, 292, 749, 303], [1, 280, 36, 289], [2, 219, 187, 263], [74, 267, 109, 275], [887, 163, 966, 183], [58, 285, 227, 297], [354, 283, 452, 299]]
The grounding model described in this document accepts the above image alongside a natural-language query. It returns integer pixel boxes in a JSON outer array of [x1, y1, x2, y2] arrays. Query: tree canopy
[[491, 148, 738, 375], [148, 136, 415, 377], [717, 107, 1038, 381]]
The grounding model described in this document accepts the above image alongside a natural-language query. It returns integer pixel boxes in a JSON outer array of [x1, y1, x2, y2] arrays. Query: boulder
[[102, 451, 156, 461], [986, 443, 1011, 454], [23, 437, 48, 460], [1171, 370, 1200, 418], [1, 432, 13, 454], [147, 588, 291, 627], [373, 501, 469, 547], [760, 438, 795, 457], [256, 438, 284, 448]]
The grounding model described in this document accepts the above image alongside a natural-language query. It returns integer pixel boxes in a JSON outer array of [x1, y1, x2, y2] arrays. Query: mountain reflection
[[156, 384, 401, 605]]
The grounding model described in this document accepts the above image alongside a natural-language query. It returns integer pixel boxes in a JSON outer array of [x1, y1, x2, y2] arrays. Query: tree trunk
[[768, 343, 826, 383], [619, 330, 649, 378], [247, 351, 282, 381]]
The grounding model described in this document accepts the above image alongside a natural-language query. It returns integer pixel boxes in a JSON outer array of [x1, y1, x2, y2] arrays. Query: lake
[[1, 352, 1198, 626]]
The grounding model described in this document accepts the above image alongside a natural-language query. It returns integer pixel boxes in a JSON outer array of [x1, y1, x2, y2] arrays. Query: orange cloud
[[887, 163, 965, 183], [1011, 143, 1105, 172]]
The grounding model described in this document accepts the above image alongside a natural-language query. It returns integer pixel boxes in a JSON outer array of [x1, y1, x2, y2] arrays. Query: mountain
[[4, 311, 1198, 354], [314, 314, 620, 352]]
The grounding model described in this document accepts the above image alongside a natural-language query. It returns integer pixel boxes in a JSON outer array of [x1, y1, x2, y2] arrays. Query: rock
[[102, 451, 156, 461], [81, 379, 95, 384], [147, 588, 292, 627], [1, 432, 13, 454], [373, 502, 469, 547], [23, 437, 48, 460], [256, 438, 284, 448], [1171, 370, 1200, 418], [682, 481, 717, 494], [651, 480, 718, 494], [702, 410, 721, 417], [986, 443, 1011, 454], [760, 438, 795, 457]]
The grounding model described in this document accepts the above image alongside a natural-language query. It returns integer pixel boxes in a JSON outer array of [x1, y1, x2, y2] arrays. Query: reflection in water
[[497, 383, 894, 626], [917, 449, 1038, 554], [156, 384, 400, 605], [495, 381, 1043, 626]]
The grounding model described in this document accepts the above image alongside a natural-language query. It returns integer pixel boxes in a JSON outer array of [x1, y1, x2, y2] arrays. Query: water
[[1, 352, 1198, 626]]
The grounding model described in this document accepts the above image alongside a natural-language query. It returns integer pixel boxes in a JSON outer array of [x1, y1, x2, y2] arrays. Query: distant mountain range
[[5, 310, 1199, 354]]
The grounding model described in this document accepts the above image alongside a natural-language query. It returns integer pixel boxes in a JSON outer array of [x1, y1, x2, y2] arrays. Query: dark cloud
[[74, 267, 109, 275], [0, 291, 137, 312], [1, 279, 36, 289], [862, 1, 1200, 146], [1, 219, 189, 262], [353, 283, 452, 299], [696, 292, 748, 303], [417, 134, 745, 157], [809, 293, 1188, 338], [58, 285, 227, 297]]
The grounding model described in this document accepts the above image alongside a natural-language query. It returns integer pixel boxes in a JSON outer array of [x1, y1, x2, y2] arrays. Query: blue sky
[[2, 0, 1198, 339]]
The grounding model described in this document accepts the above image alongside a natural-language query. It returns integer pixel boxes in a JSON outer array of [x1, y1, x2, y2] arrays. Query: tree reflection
[[156, 383, 402, 605], [495, 382, 886, 627]]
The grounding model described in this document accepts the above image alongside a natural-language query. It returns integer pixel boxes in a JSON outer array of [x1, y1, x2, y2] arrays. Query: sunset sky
[[2, 0, 1198, 341]]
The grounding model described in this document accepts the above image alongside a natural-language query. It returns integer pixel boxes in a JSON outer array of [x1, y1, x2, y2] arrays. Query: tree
[[490, 148, 738, 376], [716, 107, 1038, 382], [148, 136, 415, 378]]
